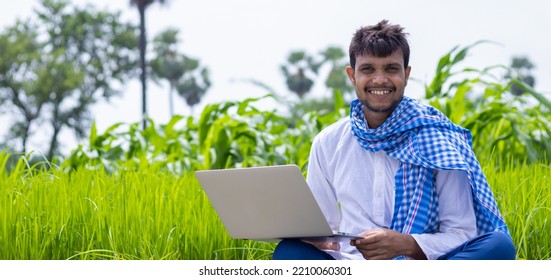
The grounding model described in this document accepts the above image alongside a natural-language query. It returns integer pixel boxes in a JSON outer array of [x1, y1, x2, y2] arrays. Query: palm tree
[[320, 46, 353, 95], [280, 50, 322, 99], [150, 28, 183, 117], [150, 28, 211, 117], [130, 0, 168, 128], [176, 65, 211, 115], [505, 56, 536, 96]]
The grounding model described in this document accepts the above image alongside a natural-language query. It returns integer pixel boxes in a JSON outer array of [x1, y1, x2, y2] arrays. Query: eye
[[386, 65, 400, 73], [360, 66, 374, 73]]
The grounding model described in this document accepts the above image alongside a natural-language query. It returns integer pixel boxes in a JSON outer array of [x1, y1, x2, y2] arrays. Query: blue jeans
[[272, 231, 516, 260]]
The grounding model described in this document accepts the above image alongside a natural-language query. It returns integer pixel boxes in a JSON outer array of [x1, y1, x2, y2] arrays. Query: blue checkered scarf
[[350, 97, 510, 236]]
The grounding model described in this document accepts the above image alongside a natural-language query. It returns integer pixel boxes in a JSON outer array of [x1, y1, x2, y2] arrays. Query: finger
[[351, 235, 378, 247], [356, 244, 391, 260], [362, 251, 389, 260]]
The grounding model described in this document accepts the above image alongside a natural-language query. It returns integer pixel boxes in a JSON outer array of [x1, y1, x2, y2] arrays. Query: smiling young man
[[347, 44, 410, 129], [272, 20, 516, 260]]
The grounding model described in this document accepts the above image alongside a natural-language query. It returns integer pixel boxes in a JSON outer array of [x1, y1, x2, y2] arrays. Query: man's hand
[[350, 228, 426, 260]]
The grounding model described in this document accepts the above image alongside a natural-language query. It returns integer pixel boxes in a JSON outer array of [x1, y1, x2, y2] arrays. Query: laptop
[[194, 164, 362, 242]]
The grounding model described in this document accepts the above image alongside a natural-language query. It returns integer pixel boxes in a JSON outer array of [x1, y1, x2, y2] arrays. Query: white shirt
[[306, 118, 477, 260]]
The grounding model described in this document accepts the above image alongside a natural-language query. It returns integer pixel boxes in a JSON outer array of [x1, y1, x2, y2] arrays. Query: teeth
[[370, 90, 390, 95]]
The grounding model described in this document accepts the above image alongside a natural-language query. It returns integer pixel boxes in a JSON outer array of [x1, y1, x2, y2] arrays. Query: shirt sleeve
[[410, 169, 477, 260], [306, 134, 342, 231]]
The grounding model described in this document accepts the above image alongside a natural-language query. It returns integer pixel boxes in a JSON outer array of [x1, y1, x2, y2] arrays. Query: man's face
[[346, 50, 411, 124]]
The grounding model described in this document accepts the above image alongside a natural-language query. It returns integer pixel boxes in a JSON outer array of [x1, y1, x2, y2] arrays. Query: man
[[272, 20, 516, 260]]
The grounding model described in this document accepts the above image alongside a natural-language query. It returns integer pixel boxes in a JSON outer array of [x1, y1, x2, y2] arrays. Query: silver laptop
[[195, 164, 362, 242]]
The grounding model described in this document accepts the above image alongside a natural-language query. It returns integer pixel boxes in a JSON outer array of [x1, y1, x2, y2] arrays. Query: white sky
[[1, 0, 551, 155]]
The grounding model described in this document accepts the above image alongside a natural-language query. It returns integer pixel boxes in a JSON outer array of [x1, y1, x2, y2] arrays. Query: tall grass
[[0, 153, 275, 260], [483, 158, 551, 260], [1, 152, 550, 260]]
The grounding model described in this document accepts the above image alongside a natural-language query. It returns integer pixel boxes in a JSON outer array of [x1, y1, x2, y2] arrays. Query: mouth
[[368, 89, 391, 95], [366, 87, 395, 96]]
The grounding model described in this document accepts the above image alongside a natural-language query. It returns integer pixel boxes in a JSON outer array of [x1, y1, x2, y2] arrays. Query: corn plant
[[63, 116, 203, 174], [424, 42, 551, 163], [63, 92, 347, 173]]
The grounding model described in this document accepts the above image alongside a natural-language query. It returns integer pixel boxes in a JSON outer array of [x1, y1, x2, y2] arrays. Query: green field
[[2, 43, 550, 260], [1, 153, 549, 260]]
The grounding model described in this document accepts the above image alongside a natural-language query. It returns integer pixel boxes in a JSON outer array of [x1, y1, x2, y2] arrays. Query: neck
[[362, 106, 391, 129]]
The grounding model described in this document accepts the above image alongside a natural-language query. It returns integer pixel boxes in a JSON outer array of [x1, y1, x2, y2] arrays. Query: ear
[[345, 66, 355, 84], [404, 66, 411, 86]]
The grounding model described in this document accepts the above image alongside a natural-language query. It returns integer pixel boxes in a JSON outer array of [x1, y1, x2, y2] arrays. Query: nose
[[372, 72, 387, 84]]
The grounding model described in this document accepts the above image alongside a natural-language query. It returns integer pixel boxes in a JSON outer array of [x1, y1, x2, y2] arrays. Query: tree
[[320, 46, 353, 95], [0, 0, 138, 159], [280, 50, 322, 99], [150, 28, 211, 116], [280, 46, 352, 101], [505, 56, 536, 96], [130, 0, 168, 129], [175, 64, 211, 115], [278, 47, 352, 122], [0, 20, 47, 154]]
